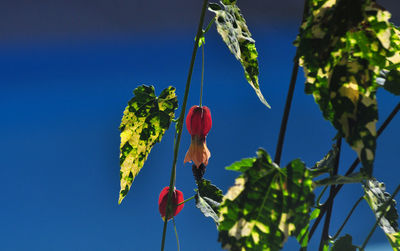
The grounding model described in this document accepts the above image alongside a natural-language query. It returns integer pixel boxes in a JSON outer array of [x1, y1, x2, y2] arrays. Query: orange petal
[[184, 136, 211, 168]]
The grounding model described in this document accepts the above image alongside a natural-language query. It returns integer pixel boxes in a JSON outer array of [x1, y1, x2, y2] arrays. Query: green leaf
[[225, 157, 256, 172], [208, 2, 270, 108], [363, 178, 400, 249], [331, 234, 357, 251], [195, 179, 223, 226], [118, 85, 178, 204], [309, 145, 339, 178], [380, 69, 400, 95], [218, 149, 315, 250], [315, 172, 367, 186], [296, 0, 400, 176]]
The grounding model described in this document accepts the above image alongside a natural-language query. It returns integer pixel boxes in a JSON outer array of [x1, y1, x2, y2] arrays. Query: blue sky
[[1, 9, 400, 251]]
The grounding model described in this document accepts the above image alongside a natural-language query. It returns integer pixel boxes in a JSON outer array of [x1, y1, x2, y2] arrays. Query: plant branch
[[177, 195, 195, 206], [308, 101, 400, 242], [172, 217, 180, 251], [274, 60, 299, 165], [160, 0, 209, 250], [360, 184, 400, 250], [274, 0, 309, 165], [331, 195, 364, 241], [199, 42, 205, 107], [318, 137, 342, 251]]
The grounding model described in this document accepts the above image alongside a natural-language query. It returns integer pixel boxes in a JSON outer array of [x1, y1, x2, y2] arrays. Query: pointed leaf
[[208, 2, 270, 108], [225, 157, 256, 172], [296, 0, 400, 176], [218, 149, 315, 250], [309, 145, 339, 178], [315, 172, 367, 186], [195, 178, 223, 225], [119, 85, 178, 204], [363, 178, 400, 249]]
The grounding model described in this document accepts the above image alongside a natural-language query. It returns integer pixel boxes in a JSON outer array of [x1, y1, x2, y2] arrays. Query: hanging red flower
[[184, 105, 212, 168], [158, 186, 184, 221]]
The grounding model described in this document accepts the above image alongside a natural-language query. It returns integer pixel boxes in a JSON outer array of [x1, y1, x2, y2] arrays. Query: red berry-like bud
[[158, 187, 184, 221], [186, 106, 212, 138]]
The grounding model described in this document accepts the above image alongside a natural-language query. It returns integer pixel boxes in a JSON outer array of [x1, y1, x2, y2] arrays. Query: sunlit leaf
[[331, 234, 357, 251], [296, 0, 400, 176], [225, 156, 256, 172], [195, 179, 223, 226], [218, 149, 314, 250], [119, 85, 178, 204], [363, 178, 400, 249], [208, 2, 270, 108], [315, 172, 367, 186]]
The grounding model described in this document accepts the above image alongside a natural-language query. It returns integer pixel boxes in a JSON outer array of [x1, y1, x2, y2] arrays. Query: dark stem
[[273, 0, 310, 165], [308, 101, 400, 242], [199, 43, 205, 107], [274, 61, 299, 165], [318, 137, 342, 251], [160, 0, 209, 250], [331, 195, 364, 240]]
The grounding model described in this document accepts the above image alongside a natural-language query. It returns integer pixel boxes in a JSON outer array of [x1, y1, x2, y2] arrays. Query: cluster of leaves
[[208, 0, 270, 108], [296, 0, 400, 176], [217, 149, 314, 250], [118, 85, 178, 204]]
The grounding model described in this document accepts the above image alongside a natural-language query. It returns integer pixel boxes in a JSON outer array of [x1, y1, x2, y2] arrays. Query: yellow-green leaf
[[119, 85, 178, 204], [296, 0, 400, 176], [218, 149, 315, 250], [209, 2, 270, 108]]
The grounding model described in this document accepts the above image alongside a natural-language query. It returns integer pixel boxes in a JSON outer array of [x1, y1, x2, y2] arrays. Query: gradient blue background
[[1, 1, 399, 250]]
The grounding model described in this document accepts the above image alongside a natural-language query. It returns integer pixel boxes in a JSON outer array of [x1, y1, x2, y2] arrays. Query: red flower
[[184, 106, 212, 168], [158, 187, 184, 221]]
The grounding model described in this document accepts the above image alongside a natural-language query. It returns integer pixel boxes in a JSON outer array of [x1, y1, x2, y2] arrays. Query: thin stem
[[274, 60, 299, 165], [204, 17, 215, 34], [273, 0, 310, 166], [308, 102, 400, 242], [360, 184, 400, 250], [172, 217, 180, 251], [331, 195, 364, 241], [316, 185, 329, 206], [199, 43, 205, 107], [160, 0, 209, 250], [177, 195, 195, 206], [319, 137, 342, 251]]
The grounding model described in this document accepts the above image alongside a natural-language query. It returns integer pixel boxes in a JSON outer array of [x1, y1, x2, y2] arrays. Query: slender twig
[[199, 43, 205, 107], [172, 217, 180, 251], [273, 0, 309, 165], [204, 17, 215, 34], [331, 195, 364, 241], [316, 185, 329, 206], [318, 137, 342, 251], [177, 195, 195, 206], [274, 61, 299, 165], [160, 0, 209, 250], [360, 184, 400, 250], [308, 102, 400, 242]]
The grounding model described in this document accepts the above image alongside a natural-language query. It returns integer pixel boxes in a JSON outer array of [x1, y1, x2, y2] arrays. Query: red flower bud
[[185, 106, 212, 138], [184, 106, 212, 168], [158, 187, 184, 221]]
